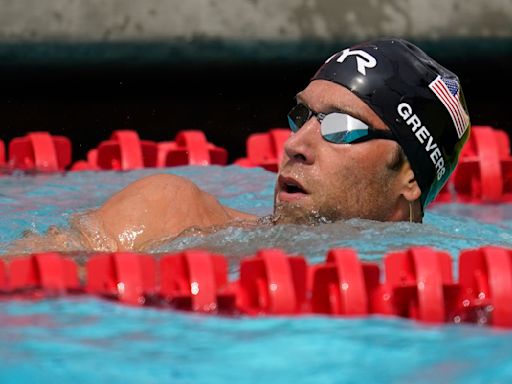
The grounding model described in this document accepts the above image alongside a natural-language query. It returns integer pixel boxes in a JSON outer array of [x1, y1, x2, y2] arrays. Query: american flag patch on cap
[[429, 76, 469, 139]]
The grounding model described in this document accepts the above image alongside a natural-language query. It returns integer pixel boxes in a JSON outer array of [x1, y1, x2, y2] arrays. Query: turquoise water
[[2, 166, 512, 383]]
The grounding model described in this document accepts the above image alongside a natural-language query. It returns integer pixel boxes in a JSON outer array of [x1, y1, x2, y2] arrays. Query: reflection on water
[[1, 297, 512, 384]]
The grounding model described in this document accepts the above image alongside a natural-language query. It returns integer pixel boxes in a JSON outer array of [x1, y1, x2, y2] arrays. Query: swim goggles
[[287, 103, 397, 144]]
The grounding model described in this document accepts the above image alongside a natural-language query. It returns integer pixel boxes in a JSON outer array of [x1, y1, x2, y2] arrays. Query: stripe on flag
[[428, 76, 469, 139]]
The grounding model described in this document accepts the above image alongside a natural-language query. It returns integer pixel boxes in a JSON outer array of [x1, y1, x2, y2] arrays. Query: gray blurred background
[[0, 0, 510, 160]]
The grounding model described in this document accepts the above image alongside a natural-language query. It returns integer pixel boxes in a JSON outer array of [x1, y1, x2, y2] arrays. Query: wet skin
[[7, 80, 421, 254], [273, 80, 421, 224]]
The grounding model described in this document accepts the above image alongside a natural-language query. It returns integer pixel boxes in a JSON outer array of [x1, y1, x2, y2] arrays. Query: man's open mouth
[[279, 176, 308, 195]]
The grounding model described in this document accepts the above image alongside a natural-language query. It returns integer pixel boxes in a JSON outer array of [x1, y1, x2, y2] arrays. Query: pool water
[[2, 166, 512, 383]]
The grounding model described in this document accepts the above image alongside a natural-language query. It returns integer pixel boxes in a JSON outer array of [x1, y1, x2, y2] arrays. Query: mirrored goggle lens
[[287, 103, 312, 133], [287, 103, 372, 143], [319, 112, 371, 144], [287, 103, 396, 144]]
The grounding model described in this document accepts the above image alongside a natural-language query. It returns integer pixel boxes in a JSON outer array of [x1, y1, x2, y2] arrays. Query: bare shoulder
[[99, 173, 207, 209], [121, 173, 202, 195], [116, 174, 255, 220], [81, 173, 255, 251], [136, 173, 197, 189], [5, 173, 257, 255], [97, 173, 221, 224]]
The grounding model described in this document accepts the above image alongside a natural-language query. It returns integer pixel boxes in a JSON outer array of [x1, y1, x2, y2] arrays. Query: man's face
[[273, 80, 405, 224]]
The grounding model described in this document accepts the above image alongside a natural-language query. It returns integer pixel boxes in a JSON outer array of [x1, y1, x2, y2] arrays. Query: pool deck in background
[[0, 0, 511, 65], [0, 0, 511, 43]]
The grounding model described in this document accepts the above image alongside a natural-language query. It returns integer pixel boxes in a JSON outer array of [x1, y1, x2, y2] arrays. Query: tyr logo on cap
[[326, 48, 377, 76]]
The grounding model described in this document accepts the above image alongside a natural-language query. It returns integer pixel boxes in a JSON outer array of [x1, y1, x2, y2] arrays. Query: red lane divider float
[[160, 130, 228, 167], [9, 132, 72, 171], [6, 126, 512, 205], [235, 128, 290, 172], [160, 250, 233, 312], [72, 148, 100, 171], [433, 126, 512, 204], [382, 247, 460, 323], [72, 130, 227, 170], [0, 258, 7, 290], [311, 249, 379, 316], [86, 252, 157, 305], [3, 246, 512, 329], [457, 246, 512, 327], [0, 138, 5, 168], [0, 253, 80, 298], [453, 126, 512, 203], [94, 130, 158, 170], [238, 249, 308, 315]]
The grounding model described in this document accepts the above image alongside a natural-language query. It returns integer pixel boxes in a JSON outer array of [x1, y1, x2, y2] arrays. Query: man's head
[[273, 38, 470, 224]]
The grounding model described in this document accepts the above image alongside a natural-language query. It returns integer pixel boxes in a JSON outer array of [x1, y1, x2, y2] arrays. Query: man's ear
[[399, 162, 422, 202]]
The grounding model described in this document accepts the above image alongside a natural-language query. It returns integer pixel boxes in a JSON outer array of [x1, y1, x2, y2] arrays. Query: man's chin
[[272, 202, 334, 225]]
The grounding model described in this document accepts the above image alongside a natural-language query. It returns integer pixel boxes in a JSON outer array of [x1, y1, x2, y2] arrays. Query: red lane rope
[[3, 126, 512, 204], [1, 246, 512, 328]]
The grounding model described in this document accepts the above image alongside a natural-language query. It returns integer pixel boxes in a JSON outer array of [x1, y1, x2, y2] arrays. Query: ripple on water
[[2, 167, 512, 383]]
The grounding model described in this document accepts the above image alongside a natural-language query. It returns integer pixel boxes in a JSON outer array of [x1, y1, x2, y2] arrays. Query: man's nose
[[283, 118, 319, 165]]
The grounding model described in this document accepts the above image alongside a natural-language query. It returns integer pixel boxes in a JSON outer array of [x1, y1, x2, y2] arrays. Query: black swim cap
[[312, 38, 470, 208]]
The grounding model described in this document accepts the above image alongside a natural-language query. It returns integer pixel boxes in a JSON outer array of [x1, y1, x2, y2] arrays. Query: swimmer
[[8, 38, 471, 253]]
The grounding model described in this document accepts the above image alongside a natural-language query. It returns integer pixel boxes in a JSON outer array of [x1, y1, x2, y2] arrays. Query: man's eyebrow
[[294, 93, 371, 125]]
